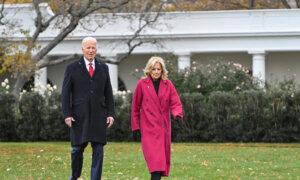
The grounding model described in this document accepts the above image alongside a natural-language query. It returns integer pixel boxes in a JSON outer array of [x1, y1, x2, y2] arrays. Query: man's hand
[[106, 116, 114, 128], [65, 117, 75, 127]]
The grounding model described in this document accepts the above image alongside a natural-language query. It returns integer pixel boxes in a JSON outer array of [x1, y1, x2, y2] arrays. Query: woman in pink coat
[[131, 56, 183, 180]]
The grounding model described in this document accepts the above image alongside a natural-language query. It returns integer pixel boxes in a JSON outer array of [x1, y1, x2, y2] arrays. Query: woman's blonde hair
[[143, 56, 168, 80]]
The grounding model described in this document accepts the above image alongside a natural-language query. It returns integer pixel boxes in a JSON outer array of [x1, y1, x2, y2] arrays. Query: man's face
[[82, 40, 97, 61]]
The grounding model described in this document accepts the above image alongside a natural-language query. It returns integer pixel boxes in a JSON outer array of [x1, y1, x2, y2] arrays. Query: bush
[[107, 91, 132, 141], [167, 60, 261, 95], [236, 90, 270, 142], [172, 93, 208, 142], [0, 93, 17, 141], [16, 92, 46, 141], [40, 91, 68, 141]]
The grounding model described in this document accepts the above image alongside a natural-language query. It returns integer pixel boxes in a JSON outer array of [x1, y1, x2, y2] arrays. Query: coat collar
[[144, 76, 167, 84], [143, 76, 168, 109], [78, 56, 102, 79]]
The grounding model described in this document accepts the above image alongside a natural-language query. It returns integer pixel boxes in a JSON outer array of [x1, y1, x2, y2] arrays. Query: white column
[[104, 55, 118, 91], [249, 51, 266, 87], [176, 52, 191, 71], [34, 67, 47, 93]]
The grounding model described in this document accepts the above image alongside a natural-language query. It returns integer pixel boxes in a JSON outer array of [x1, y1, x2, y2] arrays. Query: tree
[[162, 0, 300, 11], [0, 0, 165, 96]]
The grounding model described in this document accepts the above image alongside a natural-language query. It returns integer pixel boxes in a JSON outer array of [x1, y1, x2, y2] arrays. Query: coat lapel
[[145, 77, 161, 109], [158, 79, 167, 105], [93, 59, 102, 78], [78, 57, 90, 79]]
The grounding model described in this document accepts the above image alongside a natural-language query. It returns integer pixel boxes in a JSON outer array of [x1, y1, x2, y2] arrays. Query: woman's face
[[150, 62, 162, 80]]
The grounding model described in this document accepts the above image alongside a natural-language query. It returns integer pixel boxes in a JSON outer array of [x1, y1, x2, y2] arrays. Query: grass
[[0, 142, 299, 179]]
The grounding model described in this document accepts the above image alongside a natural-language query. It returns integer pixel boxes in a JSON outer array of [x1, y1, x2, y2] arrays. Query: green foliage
[[16, 88, 68, 141], [16, 92, 46, 141], [40, 91, 68, 141], [172, 93, 208, 142], [167, 60, 260, 95], [0, 93, 17, 141], [107, 91, 132, 141]]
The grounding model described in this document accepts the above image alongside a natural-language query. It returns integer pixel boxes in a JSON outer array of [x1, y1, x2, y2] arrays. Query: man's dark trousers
[[70, 142, 104, 180]]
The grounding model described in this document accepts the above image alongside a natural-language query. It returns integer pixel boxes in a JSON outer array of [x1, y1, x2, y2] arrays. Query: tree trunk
[[12, 75, 28, 97], [283, 0, 299, 8]]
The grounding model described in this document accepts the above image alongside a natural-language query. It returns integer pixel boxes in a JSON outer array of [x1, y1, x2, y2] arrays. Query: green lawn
[[0, 142, 299, 179]]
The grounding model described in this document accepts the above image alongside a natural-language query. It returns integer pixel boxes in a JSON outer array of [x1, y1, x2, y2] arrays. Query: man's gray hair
[[82, 37, 97, 47]]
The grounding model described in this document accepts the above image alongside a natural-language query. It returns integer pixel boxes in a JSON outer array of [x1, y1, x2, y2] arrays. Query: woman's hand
[[133, 129, 141, 142]]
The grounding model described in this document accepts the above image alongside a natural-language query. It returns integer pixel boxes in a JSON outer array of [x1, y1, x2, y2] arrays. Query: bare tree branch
[[33, 0, 131, 62], [248, 0, 255, 9], [9, 0, 166, 95], [118, 2, 163, 62], [0, 0, 5, 25], [281, 0, 299, 8], [32, 0, 59, 43], [37, 54, 80, 68], [296, 0, 300, 7], [281, 0, 291, 8]]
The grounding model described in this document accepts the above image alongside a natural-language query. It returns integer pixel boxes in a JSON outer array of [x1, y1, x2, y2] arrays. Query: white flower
[[6, 85, 10, 89], [22, 90, 27, 93], [192, 67, 196, 71], [4, 79, 9, 83], [235, 86, 240, 90], [135, 68, 139, 72], [47, 84, 51, 88], [192, 61, 196, 65], [197, 84, 201, 89], [233, 63, 242, 69], [223, 76, 227, 80], [6, 168, 10, 171], [53, 85, 57, 90], [127, 90, 131, 93], [1, 82, 6, 87], [291, 93, 294, 98]]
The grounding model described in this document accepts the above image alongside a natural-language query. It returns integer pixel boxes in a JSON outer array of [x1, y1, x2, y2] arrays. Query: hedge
[[0, 89, 299, 142]]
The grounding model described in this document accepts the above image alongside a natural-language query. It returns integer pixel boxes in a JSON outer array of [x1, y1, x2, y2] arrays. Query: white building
[[2, 4, 300, 91]]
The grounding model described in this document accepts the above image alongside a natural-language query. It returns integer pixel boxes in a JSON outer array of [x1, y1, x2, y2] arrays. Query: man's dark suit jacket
[[61, 57, 115, 145]]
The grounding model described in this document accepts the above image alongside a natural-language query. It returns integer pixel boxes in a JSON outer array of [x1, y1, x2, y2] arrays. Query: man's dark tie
[[89, 63, 94, 77]]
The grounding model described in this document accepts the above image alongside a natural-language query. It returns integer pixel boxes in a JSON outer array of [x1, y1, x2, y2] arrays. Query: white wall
[[266, 52, 300, 84]]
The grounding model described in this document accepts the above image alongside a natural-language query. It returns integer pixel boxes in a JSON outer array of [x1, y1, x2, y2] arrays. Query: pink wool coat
[[131, 77, 183, 176]]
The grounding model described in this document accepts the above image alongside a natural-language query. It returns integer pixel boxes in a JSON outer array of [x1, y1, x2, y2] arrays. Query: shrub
[[107, 91, 132, 141], [40, 91, 68, 141], [0, 93, 17, 141], [167, 60, 261, 95], [16, 92, 46, 141], [172, 93, 208, 142]]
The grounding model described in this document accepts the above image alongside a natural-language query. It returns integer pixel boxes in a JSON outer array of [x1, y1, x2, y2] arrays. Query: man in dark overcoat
[[61, 36, 115, 180]]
